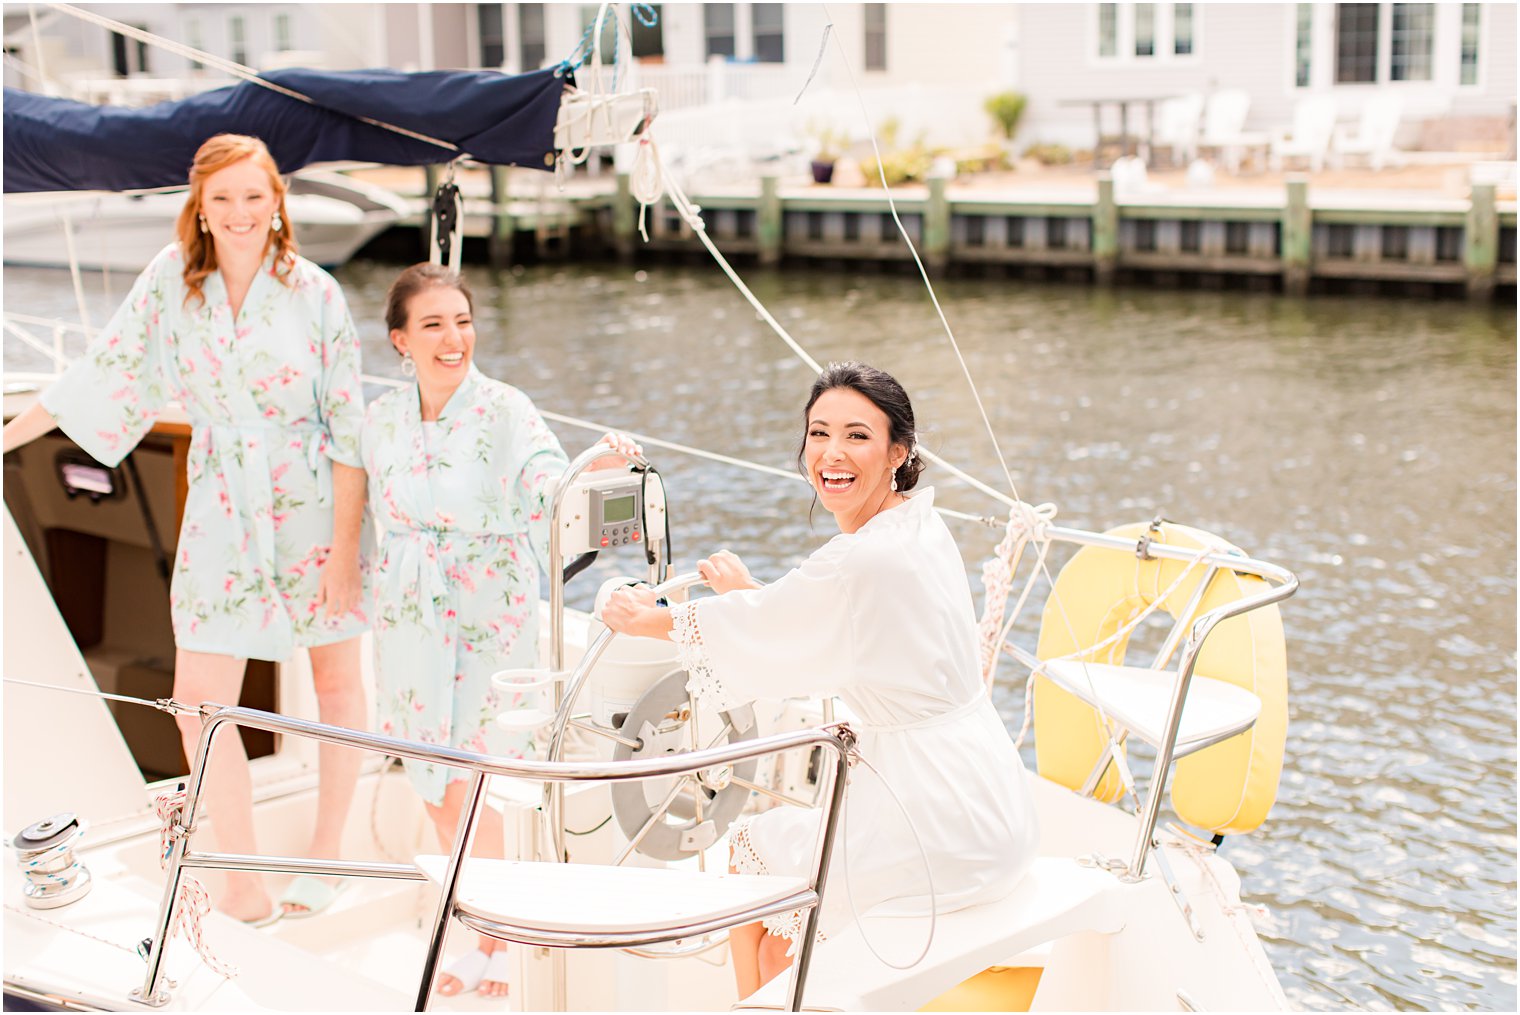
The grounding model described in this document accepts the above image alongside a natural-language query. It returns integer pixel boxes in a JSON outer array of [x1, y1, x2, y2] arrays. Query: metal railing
[[133, 702, 852, 1012], [1033, 526, 1298, 882]]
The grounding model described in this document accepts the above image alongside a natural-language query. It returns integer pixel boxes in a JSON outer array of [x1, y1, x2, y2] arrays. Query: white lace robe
[[669, 489, 1040, 949]]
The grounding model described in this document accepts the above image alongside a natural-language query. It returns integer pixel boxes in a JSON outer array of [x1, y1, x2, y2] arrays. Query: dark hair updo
[[383, 262, 475, 338], [796, 361, 925, 492]]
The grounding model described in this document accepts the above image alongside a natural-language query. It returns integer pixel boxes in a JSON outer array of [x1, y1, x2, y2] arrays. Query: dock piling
[[758, 176, 782, 266], [488, 166, 513, 267], [925, 177, 950, 272], [1283, 176, 1311, 297], [613, 172, 636, 261], [1465, 182, 1498, 301], [1093, 173, 1118, 285]]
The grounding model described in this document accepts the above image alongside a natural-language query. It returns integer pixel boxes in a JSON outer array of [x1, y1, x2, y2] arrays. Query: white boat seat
[[414, 855, 812, 941], [1041, 660, 1261, 757], [738, 857, 1126, 1012]]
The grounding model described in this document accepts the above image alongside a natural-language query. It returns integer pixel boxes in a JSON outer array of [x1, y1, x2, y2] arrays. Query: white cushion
[[414, 855, 810, 936], [1041, 661, 1261, 751], [739, 857, 1125, 1011]]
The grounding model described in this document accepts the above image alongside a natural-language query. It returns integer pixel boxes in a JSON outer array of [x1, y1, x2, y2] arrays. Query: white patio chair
[[1332, 93, 1404, 171], [1198, 89, 1270, 173], [1270, 95, 1338, 172], [1154, 93, 1204, 166]]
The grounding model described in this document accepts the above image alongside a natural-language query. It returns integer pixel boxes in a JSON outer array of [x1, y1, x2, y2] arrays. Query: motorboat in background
[[2, 170, 412, 271]]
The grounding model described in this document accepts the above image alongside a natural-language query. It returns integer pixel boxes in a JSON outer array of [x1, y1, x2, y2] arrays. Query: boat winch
[[12, 812, 92, 909]]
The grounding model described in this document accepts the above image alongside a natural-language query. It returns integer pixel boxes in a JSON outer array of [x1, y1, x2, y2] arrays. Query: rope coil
[[150, 789, 238, 980]]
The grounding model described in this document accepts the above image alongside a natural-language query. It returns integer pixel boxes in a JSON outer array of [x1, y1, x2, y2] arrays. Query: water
[[7, 261, 1515, 1011]]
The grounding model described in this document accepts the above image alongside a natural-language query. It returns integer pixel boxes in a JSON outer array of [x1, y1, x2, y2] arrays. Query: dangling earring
[[271, 210, 283, 233], [400, 352, 416, 378], [890, 468, 899, 493], [198, 214, 208, 233]]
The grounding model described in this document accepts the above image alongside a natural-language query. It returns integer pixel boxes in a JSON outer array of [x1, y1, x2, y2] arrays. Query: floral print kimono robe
[[361, 367, 569, 804], [669, 489, 1041, 952], [40, 243, 368, 661]]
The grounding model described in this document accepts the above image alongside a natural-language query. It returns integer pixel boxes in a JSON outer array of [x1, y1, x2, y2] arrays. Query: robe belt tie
[[851, 692, 991, 735], [384, 528, 450, 631]]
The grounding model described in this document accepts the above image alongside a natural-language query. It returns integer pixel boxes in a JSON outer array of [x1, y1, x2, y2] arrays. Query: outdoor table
[[1058, 96, 1175, 167]]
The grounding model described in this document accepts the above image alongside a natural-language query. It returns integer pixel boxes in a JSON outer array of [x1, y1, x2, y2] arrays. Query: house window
[[1134, 4, 1155, 57], [1459, 3, 1480, 85], [186, 18, 204, 70], [1389, 4, 1433, 81], [704, 3, 735, 59], [752, 3, 784, 63], [1098, 4, 1118, 57], [864, 3, 887, 70], [228, 15, 247, 68], [273, 13, 292, 53], [112, 25, 151, 75], [1096, 4, 1196, 61], [1334, 4, 1379, 83], [1294, 3, 1312, 86], [1173, 3, 1193, 55], [477, 4, 504, 68], [519, 4, 545, 70], [629, 3, 663, 60]]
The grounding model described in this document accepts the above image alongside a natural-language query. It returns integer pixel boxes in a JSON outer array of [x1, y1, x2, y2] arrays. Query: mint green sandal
[[277, 875, 346, 918]]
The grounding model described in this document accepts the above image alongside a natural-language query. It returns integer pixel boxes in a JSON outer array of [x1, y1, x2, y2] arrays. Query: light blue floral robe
[[40, 243, 369, 661], [361, 367, 569, 804]]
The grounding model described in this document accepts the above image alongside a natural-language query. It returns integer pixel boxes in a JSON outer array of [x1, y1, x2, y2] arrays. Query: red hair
[[174, 134, 298, 307]]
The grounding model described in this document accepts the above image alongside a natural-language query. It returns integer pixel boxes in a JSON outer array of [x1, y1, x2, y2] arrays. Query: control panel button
[[600, 536, 610, 547], [632, 531, 641, 541]]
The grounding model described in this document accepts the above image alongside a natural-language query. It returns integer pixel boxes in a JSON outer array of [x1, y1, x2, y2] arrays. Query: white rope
[[152, 789, 238, 979], [977, 501, 1057, 682], [49, 3, 459, 154]]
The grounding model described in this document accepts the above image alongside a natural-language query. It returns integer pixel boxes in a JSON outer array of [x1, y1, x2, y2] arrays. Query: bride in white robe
[[603, 362, 1039, 998]]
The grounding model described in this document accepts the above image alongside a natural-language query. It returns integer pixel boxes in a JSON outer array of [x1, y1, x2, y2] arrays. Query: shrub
[[984, 91, 1028, 141]]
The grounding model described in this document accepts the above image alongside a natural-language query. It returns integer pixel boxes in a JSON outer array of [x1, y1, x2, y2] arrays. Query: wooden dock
[[363, 167, 1516, 301]]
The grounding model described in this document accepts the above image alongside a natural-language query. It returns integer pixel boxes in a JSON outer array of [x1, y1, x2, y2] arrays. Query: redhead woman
[[361, 263, 638, 997], [3, 134, 369, 926], [602, 362, 1041, 1000]]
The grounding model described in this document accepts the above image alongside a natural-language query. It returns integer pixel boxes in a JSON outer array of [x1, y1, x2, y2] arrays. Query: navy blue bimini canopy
[[3, 67, 567, 193]]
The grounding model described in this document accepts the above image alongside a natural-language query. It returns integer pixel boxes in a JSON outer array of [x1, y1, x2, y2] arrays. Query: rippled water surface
[[7, 261, 1515, 1011]]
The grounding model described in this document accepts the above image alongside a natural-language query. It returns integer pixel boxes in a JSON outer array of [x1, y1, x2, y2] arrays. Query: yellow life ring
[[1032, 522, 1287, 835]]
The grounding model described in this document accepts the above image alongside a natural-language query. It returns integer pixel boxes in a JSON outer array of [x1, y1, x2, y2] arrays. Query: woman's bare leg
[[172, 648, 268, 922], [426, 779, 509, 997], [757, 931, 795, 988], [282, 637, 366, 914], [730, 920, 766, 999]]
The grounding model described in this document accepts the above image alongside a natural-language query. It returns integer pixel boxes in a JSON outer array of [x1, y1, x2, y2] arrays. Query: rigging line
[[3, 677, 200, 717], [820, 4, 1022, 509], [655, 167, 1020, 513], [536, 406, 999, 528], [49, 3, 460, 155], [814, 4, 1118, 738]]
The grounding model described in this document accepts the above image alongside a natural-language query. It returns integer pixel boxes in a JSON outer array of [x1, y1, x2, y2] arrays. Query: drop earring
[[198, 214, 208, 233], [890, 468, 899, 493], [271, 211, 283, 233], [400, 352, 416, 378]]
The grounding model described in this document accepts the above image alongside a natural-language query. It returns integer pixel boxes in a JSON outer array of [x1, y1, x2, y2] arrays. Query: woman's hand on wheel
[[318, 549, 363, 619], [601, 585, 661, 637], [586, 431, 643, 472], [697, 550, 758, 595]]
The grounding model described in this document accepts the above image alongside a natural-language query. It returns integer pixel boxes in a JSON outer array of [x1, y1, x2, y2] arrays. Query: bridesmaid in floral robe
[[2, 135, 369, 925], [361, 263, 636, 997]]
